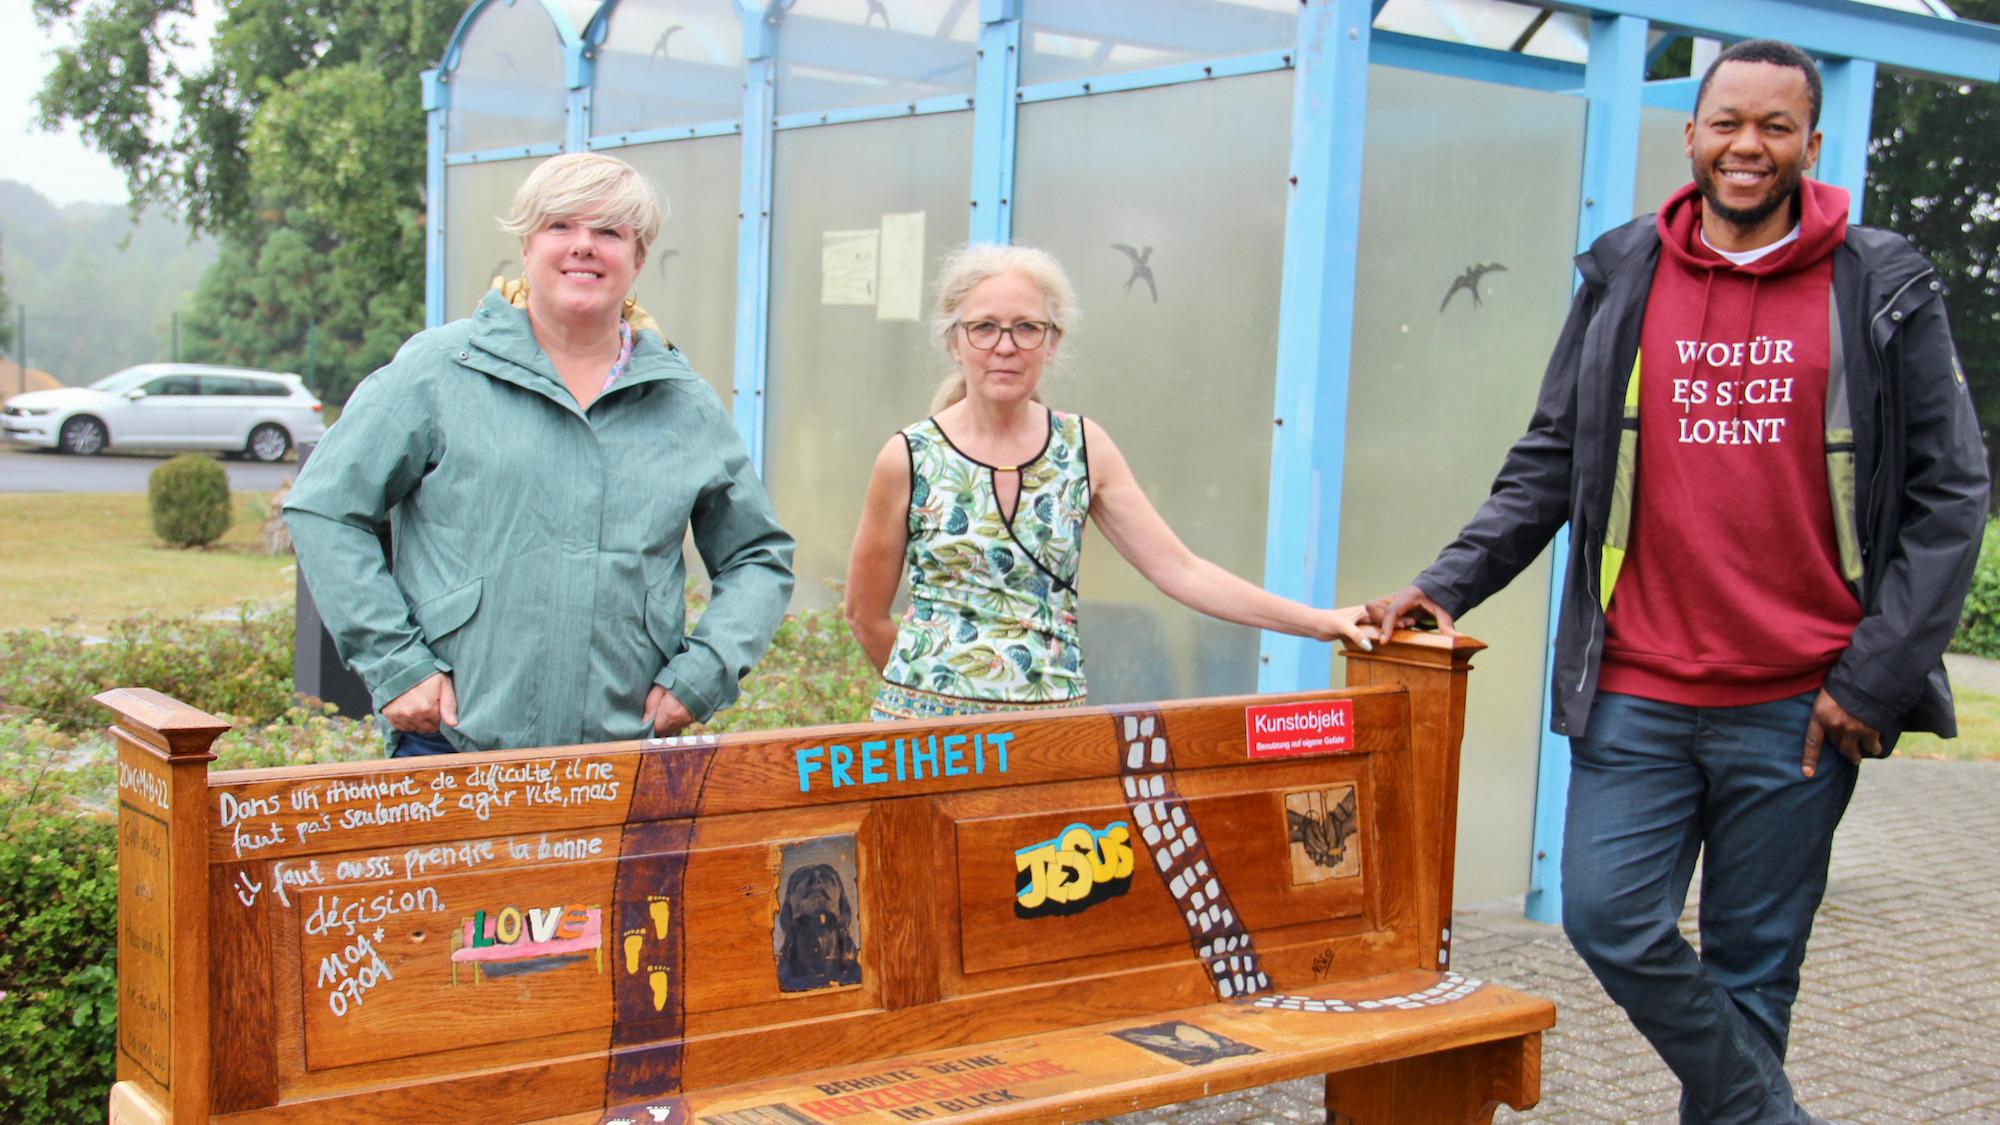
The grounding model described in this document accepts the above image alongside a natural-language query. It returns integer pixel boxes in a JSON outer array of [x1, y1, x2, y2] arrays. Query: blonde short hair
[[499, 153, 664, 254], [928, 243, 1080, 412]]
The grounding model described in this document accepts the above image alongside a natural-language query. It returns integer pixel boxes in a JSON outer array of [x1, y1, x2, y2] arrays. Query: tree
[[32, 0, 460, 402], [0, 234, 13, 354], [1865, 0, 2000, 507]]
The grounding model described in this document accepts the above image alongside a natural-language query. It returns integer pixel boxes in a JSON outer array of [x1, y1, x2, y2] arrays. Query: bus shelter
[[423, 0, 2000, 915]]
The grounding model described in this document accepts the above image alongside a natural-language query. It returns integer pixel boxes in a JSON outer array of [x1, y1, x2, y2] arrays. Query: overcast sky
[[0, 2, 217, 208]]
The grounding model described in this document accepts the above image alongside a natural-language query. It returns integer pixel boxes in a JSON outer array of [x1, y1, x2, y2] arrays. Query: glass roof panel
[[1374, 0, 1963, 67], [1019, 0, 1297, 87]]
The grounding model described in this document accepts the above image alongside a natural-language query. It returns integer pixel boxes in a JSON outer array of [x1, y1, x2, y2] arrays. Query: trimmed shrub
[[147, 454, 231, 548], [1953, 520, 2000, 658]]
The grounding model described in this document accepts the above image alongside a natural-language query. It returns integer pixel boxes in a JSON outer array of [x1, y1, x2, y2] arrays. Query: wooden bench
[[102, 631, 1553, 1124]]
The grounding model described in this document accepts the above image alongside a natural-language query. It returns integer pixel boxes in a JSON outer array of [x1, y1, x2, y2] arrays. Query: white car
[[1, 363, 327, 461]]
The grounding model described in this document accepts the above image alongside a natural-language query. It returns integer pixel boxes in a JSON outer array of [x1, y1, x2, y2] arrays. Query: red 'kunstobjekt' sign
[[1245, 699, 1356, 759]]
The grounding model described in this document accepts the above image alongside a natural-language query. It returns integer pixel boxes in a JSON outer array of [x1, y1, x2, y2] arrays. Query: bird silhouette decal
[[649, 25, 684, 65], [1439, 262, 1508, 313], [1287, 787, 1358, 872], [1110, 244, 1157, 303], [654, 248, 680, 280]]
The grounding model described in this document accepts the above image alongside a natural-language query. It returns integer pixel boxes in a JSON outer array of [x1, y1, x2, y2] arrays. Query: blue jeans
[[1562, 690, 1856, 1125], [390, 729, 459, 757]]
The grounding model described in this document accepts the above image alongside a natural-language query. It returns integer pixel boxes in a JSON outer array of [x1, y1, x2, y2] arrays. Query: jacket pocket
[[411, 576, 483, 651]]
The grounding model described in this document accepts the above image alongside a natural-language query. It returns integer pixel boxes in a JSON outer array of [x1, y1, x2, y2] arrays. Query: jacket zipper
[[1861, 269, 1932, 547]]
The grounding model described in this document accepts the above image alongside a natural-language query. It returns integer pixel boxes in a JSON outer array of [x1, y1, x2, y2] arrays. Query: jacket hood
[[1656, 177, 1848, 276]]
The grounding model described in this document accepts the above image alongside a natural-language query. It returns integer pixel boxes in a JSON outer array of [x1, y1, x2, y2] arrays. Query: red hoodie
[[1598, 178, 1863, 708]]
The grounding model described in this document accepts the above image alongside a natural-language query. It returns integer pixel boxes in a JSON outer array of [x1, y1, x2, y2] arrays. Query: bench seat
[[534, 972, 1553, 1125]]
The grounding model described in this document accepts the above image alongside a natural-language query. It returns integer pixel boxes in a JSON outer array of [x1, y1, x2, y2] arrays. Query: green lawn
[[1898, 686, 2000, 762], [0, 492, 293, 631]]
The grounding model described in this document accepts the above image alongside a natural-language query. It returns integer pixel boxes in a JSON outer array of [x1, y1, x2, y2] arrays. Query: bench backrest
[[104, 632, 1481, 1123]]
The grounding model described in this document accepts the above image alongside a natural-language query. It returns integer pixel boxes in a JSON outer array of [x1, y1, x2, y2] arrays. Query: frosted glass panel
[[443, 158, 543, 324], [448, 0, 569, 152], [592, 0, 744, 137], [1013, 72, 1290, 706], [774, 0, 978, 115], [1338, 66, 1585, 901], [764, 113, 975, 611], [618, 136, 741, 405], [1636, 105, 1691, 215], [1019, 0, 1296, 86]]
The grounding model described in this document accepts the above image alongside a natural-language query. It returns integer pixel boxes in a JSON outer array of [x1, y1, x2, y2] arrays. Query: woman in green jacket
[[285, 154, 794, 755]]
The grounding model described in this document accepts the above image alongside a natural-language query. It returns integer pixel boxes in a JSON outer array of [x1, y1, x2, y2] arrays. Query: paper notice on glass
[[821, 228, 879, 306], [876, 211, 925, 322]]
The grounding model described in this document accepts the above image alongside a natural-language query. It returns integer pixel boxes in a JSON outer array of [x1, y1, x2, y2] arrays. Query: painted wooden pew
[[103, 631, 1553, 1124]]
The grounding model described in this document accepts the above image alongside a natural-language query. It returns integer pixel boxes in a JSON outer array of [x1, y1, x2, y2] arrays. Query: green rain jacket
[[284, 291, 795, 752]]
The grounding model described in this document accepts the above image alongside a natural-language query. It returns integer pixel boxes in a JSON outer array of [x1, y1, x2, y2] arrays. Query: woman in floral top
[[845, 244, 1372, 722]]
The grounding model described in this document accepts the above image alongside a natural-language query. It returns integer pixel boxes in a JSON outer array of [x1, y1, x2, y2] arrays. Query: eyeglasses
[[957, 319, 1058, 351]]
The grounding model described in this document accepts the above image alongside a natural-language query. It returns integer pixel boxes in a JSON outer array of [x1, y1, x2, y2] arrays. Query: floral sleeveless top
[[881, 409, 1091, 704]]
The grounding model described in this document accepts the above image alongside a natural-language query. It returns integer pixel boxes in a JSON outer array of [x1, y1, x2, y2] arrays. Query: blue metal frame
[[967, 0, 1021, 244], [442, 143, 566, 165], [1259, 0, 1372, 696], [424, 67, 450, 329], [1542, 0, 2000, 82], [1817, 58, 1876, 224], [565, 39, 594, 152], [1523, 12, 1649, 928], [773, 92, 976, 131], [1642, 75, 1698, 111], [733, 2, 778, 471], [1014, 49, 1297, 104], [417, 0, 2000, 924], [587, 120, 746, 149]]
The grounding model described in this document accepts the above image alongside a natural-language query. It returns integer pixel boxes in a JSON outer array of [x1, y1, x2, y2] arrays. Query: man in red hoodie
[[1370, 40, 1986, 1125]]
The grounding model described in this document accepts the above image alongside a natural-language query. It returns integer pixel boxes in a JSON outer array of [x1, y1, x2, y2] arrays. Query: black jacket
[[1414, 214, 1988, 740]]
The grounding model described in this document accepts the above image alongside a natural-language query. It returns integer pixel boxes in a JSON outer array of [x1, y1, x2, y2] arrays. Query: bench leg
[[1324, 1033, 1542, 1124]]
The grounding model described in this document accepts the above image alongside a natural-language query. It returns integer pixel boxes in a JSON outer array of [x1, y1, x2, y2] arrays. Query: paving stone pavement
[[1101, 758, 2000, 1124]]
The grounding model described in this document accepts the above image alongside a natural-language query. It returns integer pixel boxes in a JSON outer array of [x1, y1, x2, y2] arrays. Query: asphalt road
[[0, 445, 299, 493]]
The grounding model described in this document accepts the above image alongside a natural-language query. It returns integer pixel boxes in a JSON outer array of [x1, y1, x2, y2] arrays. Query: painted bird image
[[1110, 243, 1157, 303], [1439, 262, 1508, 312], [649, 25, 684, 64], [1288, 788, 1358, 871]]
